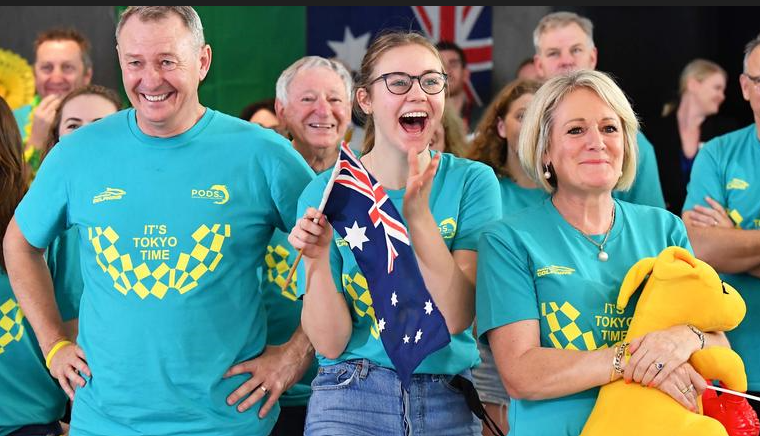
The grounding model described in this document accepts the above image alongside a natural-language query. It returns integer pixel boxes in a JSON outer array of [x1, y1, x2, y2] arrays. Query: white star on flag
[[424, 300, 433, 315], [403, 334, 410, 344], [415, 329, 423, 343], [391, 292, 398, 306], [344, 221, 370, 250], [378, 318, 385, 333], [327, 27, 371, 73]]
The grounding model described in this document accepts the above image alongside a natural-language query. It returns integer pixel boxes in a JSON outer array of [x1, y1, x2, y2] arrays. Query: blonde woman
[[648, 59, 736, 214], [476, 70, 728, 435]]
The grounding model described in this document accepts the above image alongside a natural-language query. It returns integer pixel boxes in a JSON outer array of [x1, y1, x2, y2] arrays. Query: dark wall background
[[0, 6, 121, 94], [564, 6, 758, 131], [1, 6, 758, 131]]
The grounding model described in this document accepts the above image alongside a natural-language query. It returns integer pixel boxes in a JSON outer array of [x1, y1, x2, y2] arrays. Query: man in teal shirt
[[5, 7, 313, 436], [532, 11, 665, 208], [683, 32, 760, 415], [261, 55, 353, 435], [14, 27, 93, 176]]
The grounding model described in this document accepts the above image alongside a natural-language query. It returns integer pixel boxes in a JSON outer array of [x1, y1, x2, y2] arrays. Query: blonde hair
[[662, 58, 727, 117], [519, 69, 639, 193], [439, 104, 468, 156]]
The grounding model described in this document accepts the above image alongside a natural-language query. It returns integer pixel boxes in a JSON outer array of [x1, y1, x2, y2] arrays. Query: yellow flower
[[0, 48, 35, 110]]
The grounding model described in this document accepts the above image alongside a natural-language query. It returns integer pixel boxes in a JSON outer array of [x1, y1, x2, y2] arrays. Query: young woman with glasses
[[288, 31, 501, 435]]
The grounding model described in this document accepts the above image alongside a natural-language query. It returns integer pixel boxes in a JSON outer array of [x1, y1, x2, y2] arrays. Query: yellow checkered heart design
[[88, 224, 230, 299]]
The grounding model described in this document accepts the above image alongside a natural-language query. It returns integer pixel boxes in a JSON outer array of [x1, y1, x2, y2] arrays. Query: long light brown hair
[[0, 96, 28, 272], [468, 79, 541, 178]]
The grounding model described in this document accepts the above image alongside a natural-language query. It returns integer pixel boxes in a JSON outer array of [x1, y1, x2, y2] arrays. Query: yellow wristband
[[45, 340, 73, 369]]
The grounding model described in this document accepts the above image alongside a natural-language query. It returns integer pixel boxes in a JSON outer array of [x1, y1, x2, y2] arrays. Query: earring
[[543, 164, 552, 180]]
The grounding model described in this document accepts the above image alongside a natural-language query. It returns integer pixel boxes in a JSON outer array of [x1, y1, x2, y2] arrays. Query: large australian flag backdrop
[[307, 6, 492, 106], [321, 143, 451, 389]]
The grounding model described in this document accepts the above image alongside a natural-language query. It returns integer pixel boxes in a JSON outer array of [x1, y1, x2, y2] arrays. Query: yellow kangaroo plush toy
[[581, 246, 747, 436]]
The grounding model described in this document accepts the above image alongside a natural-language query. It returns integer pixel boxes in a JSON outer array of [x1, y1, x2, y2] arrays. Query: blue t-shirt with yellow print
[[1, 228, 83, 436], [297, 151, 501, 375], [476, 198, 690, 436], [15, 108, 314, 436], [683, 124, 760, 391]]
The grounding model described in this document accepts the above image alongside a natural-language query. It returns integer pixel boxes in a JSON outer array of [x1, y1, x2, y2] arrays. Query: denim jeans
[[305, 359, 481, 436]]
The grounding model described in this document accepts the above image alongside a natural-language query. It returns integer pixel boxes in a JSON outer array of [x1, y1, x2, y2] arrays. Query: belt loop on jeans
[[358, 358, 370, 379]]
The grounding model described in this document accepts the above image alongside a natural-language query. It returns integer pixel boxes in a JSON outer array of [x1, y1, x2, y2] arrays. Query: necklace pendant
[[598, 250, 609, 262]]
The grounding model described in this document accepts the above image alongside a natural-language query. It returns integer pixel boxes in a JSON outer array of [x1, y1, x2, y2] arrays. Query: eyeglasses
[[369, 72, 448, 95], [744, 73, 760, 88]]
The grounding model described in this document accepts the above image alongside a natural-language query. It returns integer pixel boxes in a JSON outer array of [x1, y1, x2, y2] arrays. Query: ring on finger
[[260, 385, 268, 393], [652, 362, 664, 373]]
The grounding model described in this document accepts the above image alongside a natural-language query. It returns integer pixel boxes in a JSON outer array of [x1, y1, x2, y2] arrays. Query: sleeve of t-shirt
[[451, 162, 502, 251], [614, 132, 666, 208], [682, 138, 725, 214], [15, 142, 70, 249], [46, 227, 83, 321], [661, 210, 693, 253], [476, 223, 539, 343], [263, 134, 315, 233], [295, 176, 343, 298]]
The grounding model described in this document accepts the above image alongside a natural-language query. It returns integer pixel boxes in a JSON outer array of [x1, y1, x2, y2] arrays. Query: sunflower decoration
[[0, 48, 35, 110]]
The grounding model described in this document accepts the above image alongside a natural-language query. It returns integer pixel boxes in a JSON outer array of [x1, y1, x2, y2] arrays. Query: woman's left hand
[[686, 196, 733, 228], [403, 148, 440, 219], [624, 325, 700, 387]]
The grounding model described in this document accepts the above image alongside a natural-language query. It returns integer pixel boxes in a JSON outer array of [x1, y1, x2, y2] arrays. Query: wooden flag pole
[[280, 161, 341, 293]]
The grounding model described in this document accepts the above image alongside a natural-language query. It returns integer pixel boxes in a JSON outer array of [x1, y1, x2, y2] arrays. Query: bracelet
[[610, 342, 629, 381], [687, 324, 705, 350], [45, 340, 73, 369]]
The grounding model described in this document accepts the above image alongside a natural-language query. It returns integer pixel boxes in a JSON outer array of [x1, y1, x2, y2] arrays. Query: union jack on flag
[[412, 6, 493, 106], [319, 143, 451, 388], [306, 6, 492, 107]]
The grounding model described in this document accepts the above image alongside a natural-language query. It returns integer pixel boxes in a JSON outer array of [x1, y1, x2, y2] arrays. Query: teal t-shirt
[[613, 132, 665, 208], [0, 228, 83, 436], [13, 101, 33, 143], [15, 108, 314, 436], [683, 124, 760, 391], [261, 227, 323, 407], [297, 151, 501, 375], [498, 176, 548, 217], [476, 198, 690, 436]]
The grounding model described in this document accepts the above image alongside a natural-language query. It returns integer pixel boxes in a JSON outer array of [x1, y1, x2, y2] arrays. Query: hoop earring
[[543, 164, 552, 180]]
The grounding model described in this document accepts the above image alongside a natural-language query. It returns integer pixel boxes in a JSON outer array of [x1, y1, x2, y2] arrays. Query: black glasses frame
[[369, 71, 448, 95]]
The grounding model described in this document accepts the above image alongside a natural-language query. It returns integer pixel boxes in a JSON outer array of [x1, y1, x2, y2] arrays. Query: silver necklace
[[576, 206, 615, 262], [555, 199, 616, 262]]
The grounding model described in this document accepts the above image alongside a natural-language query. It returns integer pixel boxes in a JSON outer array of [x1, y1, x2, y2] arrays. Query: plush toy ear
[[617, 257, 656, 310], [651, 246, 699, 280]]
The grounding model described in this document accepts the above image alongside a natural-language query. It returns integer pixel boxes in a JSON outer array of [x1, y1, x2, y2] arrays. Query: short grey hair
[[533, 11, 595, 54], [116, 6, 205, 50], [518, 69, 639, 193], [275, 56, 353, 105], [743, 33, 760, 73]]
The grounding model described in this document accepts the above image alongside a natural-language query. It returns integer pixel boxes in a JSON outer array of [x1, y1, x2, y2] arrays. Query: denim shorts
[[305, 359, 481, 436], [472, 342, 511, 406]]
